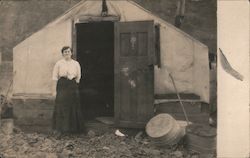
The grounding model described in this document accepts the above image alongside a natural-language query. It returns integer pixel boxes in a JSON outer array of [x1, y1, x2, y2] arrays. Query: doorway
[[76, 22, 114, 120]]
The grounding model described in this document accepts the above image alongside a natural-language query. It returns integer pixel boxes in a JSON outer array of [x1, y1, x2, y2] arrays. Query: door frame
[[71, 16, 120, 59], [71, 16, 120, 118], [72, 18, 156, 127]]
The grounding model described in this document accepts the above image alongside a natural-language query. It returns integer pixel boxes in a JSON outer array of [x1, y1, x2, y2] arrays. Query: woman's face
[[62, 48, 72, 60]]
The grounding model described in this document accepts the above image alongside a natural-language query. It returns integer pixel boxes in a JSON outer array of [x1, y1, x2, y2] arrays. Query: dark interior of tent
[[76, 22, 114, 119]]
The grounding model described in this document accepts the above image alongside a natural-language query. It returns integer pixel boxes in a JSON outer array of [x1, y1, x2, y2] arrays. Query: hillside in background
[[134, 0, 217, 54], [0, 0, 216, 61]]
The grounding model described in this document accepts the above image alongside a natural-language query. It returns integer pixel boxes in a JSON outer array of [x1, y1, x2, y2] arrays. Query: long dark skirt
[[52, 77, 85, 133]]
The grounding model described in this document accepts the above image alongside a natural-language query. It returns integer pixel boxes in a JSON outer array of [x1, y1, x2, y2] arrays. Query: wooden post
[[0, 52, 2, 65], [180, 0, 186, 16], [175, 0, 185, 28], [176, 0, 181, 16]]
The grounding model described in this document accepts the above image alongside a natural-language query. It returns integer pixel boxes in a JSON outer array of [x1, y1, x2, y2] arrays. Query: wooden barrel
[[1, 118, 14, 135], [146, 114, 185, 146], [185, 124, 216, 154]]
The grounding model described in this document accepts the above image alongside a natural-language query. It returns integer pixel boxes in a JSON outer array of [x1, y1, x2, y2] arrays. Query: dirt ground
[[0, 123, 215, 158]]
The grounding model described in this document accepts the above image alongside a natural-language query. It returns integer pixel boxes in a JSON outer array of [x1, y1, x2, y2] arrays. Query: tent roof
[[15, 0, 207, 49]]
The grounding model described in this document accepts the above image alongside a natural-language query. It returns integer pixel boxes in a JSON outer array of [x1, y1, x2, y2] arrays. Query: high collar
[[63, 58, 73, 62]]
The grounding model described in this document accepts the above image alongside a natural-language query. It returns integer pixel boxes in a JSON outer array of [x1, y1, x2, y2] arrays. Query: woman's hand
[[52, 91, 57, 97], [51, 80, 57, 98]]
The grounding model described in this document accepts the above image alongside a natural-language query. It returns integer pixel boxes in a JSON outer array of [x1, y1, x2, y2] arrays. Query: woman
[[52, 46, 85, 133]]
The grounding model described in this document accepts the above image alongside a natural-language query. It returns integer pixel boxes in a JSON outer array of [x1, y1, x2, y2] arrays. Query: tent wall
[[13, 0, 209, 102], [13, 20, 72, 96], [193, 43, 210, 102]]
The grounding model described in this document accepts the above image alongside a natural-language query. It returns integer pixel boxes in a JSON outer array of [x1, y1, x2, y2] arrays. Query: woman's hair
[[61, 46, 72, 54]]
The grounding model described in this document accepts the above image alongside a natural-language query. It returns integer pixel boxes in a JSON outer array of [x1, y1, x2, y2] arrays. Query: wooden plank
[[120, 73, 130, 121], [76, 15, 120, 23], [72, 20, 77, 59], [129, 69, 137, 121], [155, 101, 202, 114], [155, 93, 200, 100], [155, 24, 161, 67], [138, 32, 148, 56], [137, 65, 148, 122], [147, 21, 155, 65], [12, 93, 54, 100], [114, 22, 121, 125], [154, 99, 201, 104], [114, 21, 154, 128]]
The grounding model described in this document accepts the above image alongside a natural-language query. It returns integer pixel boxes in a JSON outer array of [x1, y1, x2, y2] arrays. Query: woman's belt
[[59, 76, 76, 81]]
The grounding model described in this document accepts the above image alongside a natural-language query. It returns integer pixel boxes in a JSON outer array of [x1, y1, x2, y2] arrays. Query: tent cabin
[[12, 0, 209, 128]]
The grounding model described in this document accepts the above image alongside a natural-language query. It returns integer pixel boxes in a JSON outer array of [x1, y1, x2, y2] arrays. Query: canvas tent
[[13, 0, 209, 127]]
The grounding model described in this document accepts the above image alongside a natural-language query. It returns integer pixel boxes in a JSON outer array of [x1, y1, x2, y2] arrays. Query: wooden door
[[114, 21, 155, 128]]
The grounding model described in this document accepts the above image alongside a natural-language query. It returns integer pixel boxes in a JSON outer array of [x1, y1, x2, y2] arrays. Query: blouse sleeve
[[75, 62, 81, 83], [52, 62, 59, 81]]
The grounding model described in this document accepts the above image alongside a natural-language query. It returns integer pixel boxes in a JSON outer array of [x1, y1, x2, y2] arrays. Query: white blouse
[[52, 59, 81, 83]]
